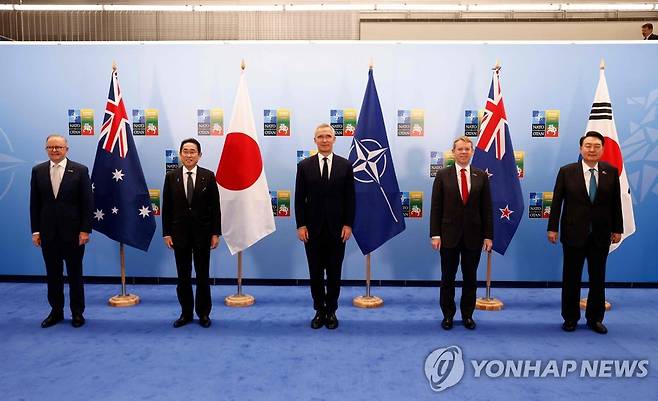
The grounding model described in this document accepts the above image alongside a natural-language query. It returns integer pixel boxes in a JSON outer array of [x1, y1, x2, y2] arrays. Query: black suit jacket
[[162, 166, 221, 248], [547, 161, 623, 248], [30, 159, 94, 243], [646, 33, 658, 40], [430, 165, 493, 250], [295, 154, 355, 238]]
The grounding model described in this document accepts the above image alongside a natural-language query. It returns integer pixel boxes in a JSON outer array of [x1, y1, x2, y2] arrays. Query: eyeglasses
[[46, 146, 67, 151]]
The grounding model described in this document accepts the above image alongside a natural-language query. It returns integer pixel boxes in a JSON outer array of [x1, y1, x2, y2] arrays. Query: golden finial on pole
[[241, 59, 246, 71], [599, 58, 605, 70], [369, 58, 373, 70], [112, 60, 117, 71], [492, 59, 501, 71]]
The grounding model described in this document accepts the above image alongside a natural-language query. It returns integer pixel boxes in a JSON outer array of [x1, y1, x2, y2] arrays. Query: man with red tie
[[430, 136, 493, 331]]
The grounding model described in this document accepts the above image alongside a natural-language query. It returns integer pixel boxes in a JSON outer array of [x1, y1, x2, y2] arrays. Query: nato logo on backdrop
[[133, 108, 159, 136], [397, 109, 424, 136], [68, 109, 94, 136], [264, 108, 291, 136], [531, 110, 560, 137], [330, 108, 357, 136], [197, 108, 224, 136]]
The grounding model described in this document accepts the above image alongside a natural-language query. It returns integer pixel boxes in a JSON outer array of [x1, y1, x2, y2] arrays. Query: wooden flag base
[[225, 293, 255, 307], [353, 295, 383, 308], [476, 297, 504, 311], [580, 298, 612, 311], [109, 294, 140, 307]]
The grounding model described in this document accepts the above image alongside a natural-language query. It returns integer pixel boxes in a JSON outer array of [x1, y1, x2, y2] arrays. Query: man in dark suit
[[642, 23, 658, 40], [295, 123, 355, 330], [163, 138, 221, 328], [30, 134, 93, 328], [430, 136, 493, 331], [548, 131, 623, 335]]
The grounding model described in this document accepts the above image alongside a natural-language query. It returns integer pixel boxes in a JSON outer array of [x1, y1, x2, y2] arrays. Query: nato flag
[[348, 68, 406, 255]]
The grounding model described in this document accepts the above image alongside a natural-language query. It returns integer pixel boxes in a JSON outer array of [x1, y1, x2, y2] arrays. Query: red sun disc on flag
[[601, 137, 623, 176], [216, 132, 263, 190]]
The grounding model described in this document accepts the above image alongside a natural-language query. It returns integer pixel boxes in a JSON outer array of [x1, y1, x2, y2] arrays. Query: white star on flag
[[94, 209, 105, 221], [352, 139, 388, 184], [138, 206, 151, 218], [485, 168, 493, 178], [111, 207, 119, 214], [112, 169, 125, 182]]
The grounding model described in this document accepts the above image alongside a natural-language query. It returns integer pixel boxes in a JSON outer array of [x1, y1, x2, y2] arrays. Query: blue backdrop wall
[[0, 42, 656, 282]]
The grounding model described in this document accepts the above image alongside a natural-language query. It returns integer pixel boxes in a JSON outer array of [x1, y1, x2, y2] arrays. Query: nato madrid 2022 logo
[[424, 346, 465, 392]]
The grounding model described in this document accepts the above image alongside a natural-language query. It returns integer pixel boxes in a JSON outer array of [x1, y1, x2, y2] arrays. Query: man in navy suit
[[295, 123, 355, 330], [642, 23, 658, 40], [548, 131, 623, 334], [30, 134, 93, 328], [430, 136, 493, 331], [163, 138, 221, 328]]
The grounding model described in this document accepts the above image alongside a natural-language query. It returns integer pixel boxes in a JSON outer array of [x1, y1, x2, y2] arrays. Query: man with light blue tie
[[547, 131, 623, 334]]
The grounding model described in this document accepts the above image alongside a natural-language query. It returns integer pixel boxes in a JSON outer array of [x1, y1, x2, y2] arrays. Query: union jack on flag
[[472, 67, 524, 255], [100, 69, 129, 158], [90, 67, 155, 251], [478, 69, 507, 160]]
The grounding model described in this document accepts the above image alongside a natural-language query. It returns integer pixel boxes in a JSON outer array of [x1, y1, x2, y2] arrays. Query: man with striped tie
[[547, 131, 623, 335]]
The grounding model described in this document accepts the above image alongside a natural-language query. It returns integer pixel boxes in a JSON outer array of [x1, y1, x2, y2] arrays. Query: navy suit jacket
[[547, 161, 623, 248], [294, 154, 355, 238], [162, 166, 221, 248], [429, 165, 493, 250], [30, 159, 94, 243]]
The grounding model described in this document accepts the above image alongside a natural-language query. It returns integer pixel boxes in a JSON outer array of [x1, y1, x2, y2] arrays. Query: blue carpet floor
[[0, 283, 656, 401]]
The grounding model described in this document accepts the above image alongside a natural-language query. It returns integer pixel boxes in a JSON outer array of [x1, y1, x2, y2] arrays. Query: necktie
[[460, 168, 469, 205], [589, 168, 597, 202], [51, 164, 62, 198], [186, 171, 194, 206], [321, 157, 329, 185]]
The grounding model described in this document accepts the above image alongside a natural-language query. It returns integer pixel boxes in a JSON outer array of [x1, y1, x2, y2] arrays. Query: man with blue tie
[[548, 131, 623, 334], [30, 134, 93, 328]]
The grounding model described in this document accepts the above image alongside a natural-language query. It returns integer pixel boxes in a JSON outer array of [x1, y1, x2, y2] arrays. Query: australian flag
[[90, 68, 156, 251], [471, 68, 524, 255], [348, 68, 406, 255]]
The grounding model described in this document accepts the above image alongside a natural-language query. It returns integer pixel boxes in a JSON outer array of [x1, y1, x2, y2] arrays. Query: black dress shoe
[[325, 312, 339, 330], [441, 317, 454, 330], [199, 316, 212, 328], [587, 321, 608, 334], [562, 321, 577, 332], [71, 314, 85, 328], [41, 312, 64, 328], [463, 317, 476, 330], [311, 311, 325, 329], [173, 315, 193, 328]]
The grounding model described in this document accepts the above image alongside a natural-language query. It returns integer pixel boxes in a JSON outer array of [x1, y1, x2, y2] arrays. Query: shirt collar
[[581, 160, 598, 173], [455, 163, 470, 174], [50, 158, 67, 169], [319, 153, 333, 162], [183, 165, 198, 175]]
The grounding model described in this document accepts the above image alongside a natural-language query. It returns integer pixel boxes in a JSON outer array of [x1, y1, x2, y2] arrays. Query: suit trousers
[[439, 237, 481, 319], [561, 234, 608, 323], [41, 238, 85, 315], [304, 226, 345, 313], [174, 244, 212, 318]]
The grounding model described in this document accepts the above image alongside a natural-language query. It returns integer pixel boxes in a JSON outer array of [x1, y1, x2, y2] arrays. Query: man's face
[[642, 26, 651, 37], [314, 127, 336, 155], [452, 140, 474, 166], [180, 142, 201, 169], [580, 136, 604, 164], [45, 137, 68, 164]]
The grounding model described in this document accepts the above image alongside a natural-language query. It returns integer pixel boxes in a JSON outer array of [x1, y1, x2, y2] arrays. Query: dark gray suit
[[30, 159, 93, 315]]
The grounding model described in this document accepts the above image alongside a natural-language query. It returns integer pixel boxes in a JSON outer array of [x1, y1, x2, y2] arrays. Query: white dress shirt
[[581, 160, 599, 195], [318, 153, 334, 179], [182, 165, 198, 199], [455, 163, 471, 202]]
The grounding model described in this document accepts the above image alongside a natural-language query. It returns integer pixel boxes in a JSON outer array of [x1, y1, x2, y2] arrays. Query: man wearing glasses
[[30, 134, 93, 328], [162, 138, 221, 328]]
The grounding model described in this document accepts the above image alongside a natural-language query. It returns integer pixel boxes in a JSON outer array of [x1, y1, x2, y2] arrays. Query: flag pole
[[353, 253, 384, 308], [475, 251, 503, 311], [225, 250, 255, 307], [108, 242, 140, 307], [581, 58, 612, 312]]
